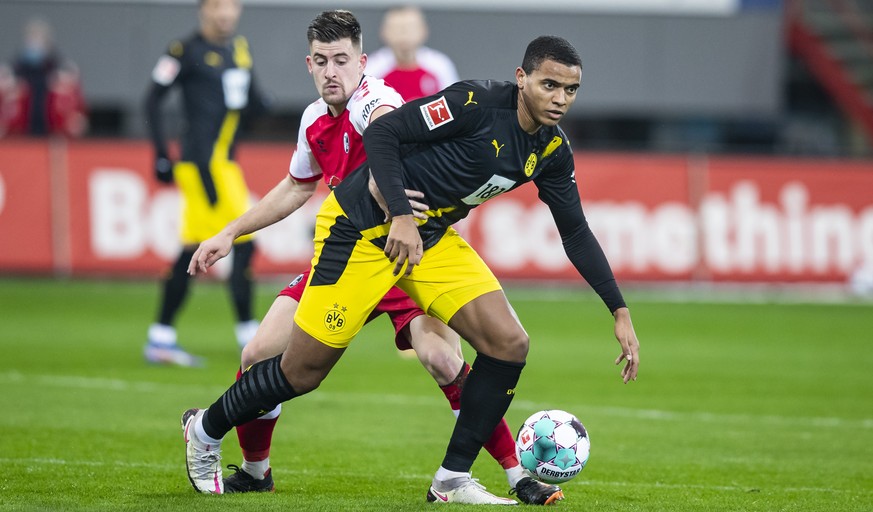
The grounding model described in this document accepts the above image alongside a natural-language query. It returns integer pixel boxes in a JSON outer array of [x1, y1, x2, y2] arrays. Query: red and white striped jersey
[[288, 75, 404, 188]]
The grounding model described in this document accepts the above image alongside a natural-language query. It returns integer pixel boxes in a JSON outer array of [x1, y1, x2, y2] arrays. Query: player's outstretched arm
[[612, 307, 639, 383], [188, 175, 317, 275]]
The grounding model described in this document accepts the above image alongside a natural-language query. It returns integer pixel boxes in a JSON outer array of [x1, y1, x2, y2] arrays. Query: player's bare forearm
[[235, 175, 317, 235], [611, 307, 640, 383]]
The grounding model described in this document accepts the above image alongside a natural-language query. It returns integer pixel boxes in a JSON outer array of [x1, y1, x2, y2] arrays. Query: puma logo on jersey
[[464, 91, 477, 106], [492, 139, 504, 157]]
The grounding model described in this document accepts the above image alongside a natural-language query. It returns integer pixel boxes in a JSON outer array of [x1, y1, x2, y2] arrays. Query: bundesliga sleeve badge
[[152, 55, 181, 86], [420, 96, 454, 130]]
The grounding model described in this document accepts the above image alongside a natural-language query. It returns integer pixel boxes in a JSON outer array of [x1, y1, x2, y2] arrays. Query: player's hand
[[187, 231, 235, 275], [154, 156, 174, 184], [612, 307, 640, 383], [368, 175, 429, 221], [384, 215, 422, 277], [405, 189, 430, 220]]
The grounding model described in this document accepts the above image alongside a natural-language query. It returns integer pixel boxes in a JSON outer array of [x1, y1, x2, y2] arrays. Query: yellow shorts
[[174, 160, 254, 245], [294, 192, 502, 348]]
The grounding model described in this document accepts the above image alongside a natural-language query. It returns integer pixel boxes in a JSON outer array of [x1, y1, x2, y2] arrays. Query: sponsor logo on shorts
[[288, 274, 305, 287]]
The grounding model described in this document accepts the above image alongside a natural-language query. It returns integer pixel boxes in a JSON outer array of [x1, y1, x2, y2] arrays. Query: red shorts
[[278, 269, 425, 350]]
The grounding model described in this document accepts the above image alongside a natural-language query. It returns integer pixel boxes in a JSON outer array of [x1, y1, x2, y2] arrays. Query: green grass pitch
[[0, 276, 871, 511]]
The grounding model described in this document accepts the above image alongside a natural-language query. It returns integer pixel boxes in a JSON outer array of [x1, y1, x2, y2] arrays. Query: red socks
[[234, 367, 279, 462]]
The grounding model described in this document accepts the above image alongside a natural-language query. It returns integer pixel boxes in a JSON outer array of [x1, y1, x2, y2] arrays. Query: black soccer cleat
[[223, 464, 275, 493], [510, 476, 564, 505]]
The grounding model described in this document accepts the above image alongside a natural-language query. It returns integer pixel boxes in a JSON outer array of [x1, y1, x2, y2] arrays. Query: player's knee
[[284, 371, 325, 395], [505, 329, 530, 362], [417, 341, 462, 383], [240, 341, 264, 369], [484, 328, 528, 363], [280, 360, 330, 395]]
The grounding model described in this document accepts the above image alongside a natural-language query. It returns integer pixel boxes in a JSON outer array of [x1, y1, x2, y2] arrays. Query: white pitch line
[[2, 457, 868, 496], [3, 371, 872, 430]]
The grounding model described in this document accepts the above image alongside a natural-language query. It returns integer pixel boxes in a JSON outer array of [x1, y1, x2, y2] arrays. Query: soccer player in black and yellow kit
[[144, 0, 266, 366], [182, 35, 640, 504]]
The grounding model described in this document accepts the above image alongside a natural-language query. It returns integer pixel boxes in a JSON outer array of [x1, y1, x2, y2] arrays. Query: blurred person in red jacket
[[0, 64, 25, 137], [7, 17, 87, 137], [365, 5, 459, 101]]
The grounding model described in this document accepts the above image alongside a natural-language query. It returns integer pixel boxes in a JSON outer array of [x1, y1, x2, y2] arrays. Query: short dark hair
[[521, 36, 582, 74], [307, 10, 362, 50]]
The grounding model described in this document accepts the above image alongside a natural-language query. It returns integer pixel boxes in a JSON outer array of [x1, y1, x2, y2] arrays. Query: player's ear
[[360, 52, 367, 72], [515, 67, 526, 89], [305, 55, 313, 75]]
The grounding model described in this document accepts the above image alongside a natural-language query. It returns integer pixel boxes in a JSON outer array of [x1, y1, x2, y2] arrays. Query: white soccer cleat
[[235, 320, 260, 350], [181, 408, 223, 494], [145, 342, 203, 367], [427, 475, 518, 505]]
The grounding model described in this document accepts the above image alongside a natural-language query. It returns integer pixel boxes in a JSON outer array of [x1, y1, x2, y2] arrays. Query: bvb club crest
[[524, 153, 537, 177], [324, 304, 347, 331]]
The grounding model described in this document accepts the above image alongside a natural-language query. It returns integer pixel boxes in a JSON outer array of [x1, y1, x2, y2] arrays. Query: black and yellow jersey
[[335, 79, 625, 312], [145, 32, 265, 168]]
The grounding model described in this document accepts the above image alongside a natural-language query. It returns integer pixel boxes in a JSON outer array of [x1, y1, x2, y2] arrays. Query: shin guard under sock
[[202, 355, 296, 440], [440, 362, 518, 469], [441, 353, 524, 472], [234, 367, 281, 462], [441, 362, 519, 469]]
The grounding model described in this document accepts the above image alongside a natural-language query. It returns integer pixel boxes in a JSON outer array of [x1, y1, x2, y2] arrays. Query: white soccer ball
[[516, 409, 590, 484]]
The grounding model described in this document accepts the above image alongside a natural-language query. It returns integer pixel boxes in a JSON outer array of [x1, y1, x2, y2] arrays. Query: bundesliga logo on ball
[[516, 410, 590, 484]]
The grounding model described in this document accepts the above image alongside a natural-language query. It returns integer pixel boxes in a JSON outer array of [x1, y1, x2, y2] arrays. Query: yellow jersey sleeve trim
[[233, 36, 253, 69]]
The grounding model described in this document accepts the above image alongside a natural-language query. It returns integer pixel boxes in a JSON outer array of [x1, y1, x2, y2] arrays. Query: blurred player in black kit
[[182, 35, 640, 504], [144, 0, 267, 366]]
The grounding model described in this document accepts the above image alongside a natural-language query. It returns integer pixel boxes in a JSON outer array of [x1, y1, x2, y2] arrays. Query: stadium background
[[0, 2, 872, 510], [2, 0, 872, 289]]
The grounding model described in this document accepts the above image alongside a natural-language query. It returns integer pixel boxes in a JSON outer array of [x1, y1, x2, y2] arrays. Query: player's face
[[199, 0, 242, 42], [307, 38, 366, 113], [516, 59, 581, 130], [381, 8, 427, 56]]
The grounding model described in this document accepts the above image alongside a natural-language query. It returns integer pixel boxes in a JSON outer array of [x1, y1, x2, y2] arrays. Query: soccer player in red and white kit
[[187, 10, 562, 504], [365, 6, 458, 101]]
